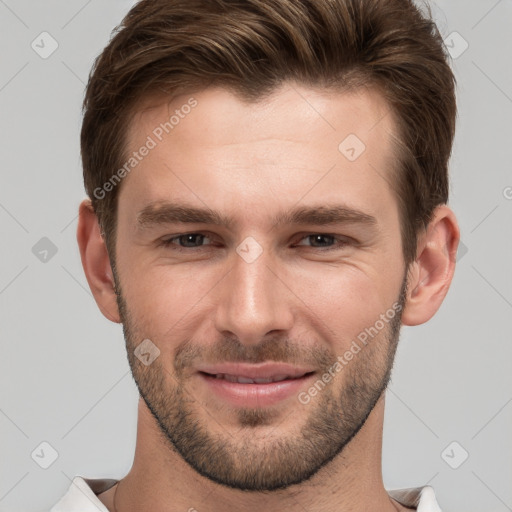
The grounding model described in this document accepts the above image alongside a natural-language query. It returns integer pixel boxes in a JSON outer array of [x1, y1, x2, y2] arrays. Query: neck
[[110, 395, 402, 512]]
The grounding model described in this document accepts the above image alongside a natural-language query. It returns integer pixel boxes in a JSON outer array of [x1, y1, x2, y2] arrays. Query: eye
[[160, 232, 214, 249], [294, 234, 349, 251], [158, 232, 351, 252]]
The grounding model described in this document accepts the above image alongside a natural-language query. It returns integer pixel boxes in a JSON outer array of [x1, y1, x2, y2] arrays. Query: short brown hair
[[81, 0, 456, 267]]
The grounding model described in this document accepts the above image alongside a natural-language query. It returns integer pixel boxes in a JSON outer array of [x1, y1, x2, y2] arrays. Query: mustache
[[173, 336, 336, 375]]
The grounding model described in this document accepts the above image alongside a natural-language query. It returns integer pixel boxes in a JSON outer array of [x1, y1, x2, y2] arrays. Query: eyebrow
[[136, 201, 377, 231]]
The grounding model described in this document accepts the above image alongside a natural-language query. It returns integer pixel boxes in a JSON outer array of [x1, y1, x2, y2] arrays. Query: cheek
[[120, 264, 219, 338], [286, 263, 401, 348]]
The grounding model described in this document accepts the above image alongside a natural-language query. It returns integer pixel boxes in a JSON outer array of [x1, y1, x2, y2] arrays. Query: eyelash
[[159, 232, 351, 252]]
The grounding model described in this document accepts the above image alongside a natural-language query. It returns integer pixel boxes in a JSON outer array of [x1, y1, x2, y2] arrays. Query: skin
[[77, 83, 459, 512]]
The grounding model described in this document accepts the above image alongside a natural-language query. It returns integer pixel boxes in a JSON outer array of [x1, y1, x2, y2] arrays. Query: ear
[[76, 199, 121, 323], [401, 205, 460, 326]]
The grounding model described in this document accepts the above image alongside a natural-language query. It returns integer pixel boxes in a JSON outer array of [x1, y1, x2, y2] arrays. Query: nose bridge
[[214, 239, 293, 344]]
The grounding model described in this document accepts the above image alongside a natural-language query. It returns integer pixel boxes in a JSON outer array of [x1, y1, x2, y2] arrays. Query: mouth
[[195, 363, 317, 407], [196, 362, 316, 382]]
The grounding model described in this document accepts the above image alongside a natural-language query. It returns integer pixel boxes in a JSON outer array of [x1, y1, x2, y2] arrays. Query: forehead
[[119, 83, 399, 222], [126, 83, 395, 149]]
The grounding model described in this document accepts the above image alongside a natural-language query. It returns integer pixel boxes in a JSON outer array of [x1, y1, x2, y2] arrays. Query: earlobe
[[401, 205, 460, 326], [76, 199, 121, 323]]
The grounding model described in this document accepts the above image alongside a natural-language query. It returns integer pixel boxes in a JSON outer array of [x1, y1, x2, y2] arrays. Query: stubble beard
[[115, 273, 407, 492]]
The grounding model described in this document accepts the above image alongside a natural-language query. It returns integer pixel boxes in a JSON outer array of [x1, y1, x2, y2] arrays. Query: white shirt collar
[[50, 476, 442, 512]]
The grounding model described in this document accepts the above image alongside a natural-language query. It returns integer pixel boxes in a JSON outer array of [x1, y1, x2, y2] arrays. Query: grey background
[[0, 1, 511, 511]]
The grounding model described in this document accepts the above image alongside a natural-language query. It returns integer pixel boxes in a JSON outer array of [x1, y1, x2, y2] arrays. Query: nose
[[213, 244, 294, 345]]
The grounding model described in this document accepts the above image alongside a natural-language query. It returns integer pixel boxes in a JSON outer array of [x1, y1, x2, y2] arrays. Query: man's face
[[113, 84, 408, 491]]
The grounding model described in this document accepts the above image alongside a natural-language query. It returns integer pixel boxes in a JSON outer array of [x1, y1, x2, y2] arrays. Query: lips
[[197, 364, 317, 407]]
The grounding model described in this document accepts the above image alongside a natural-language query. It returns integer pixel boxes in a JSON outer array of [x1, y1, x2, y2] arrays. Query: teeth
[[214, 373, 295, 383], [237, 376, 256, 383]]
